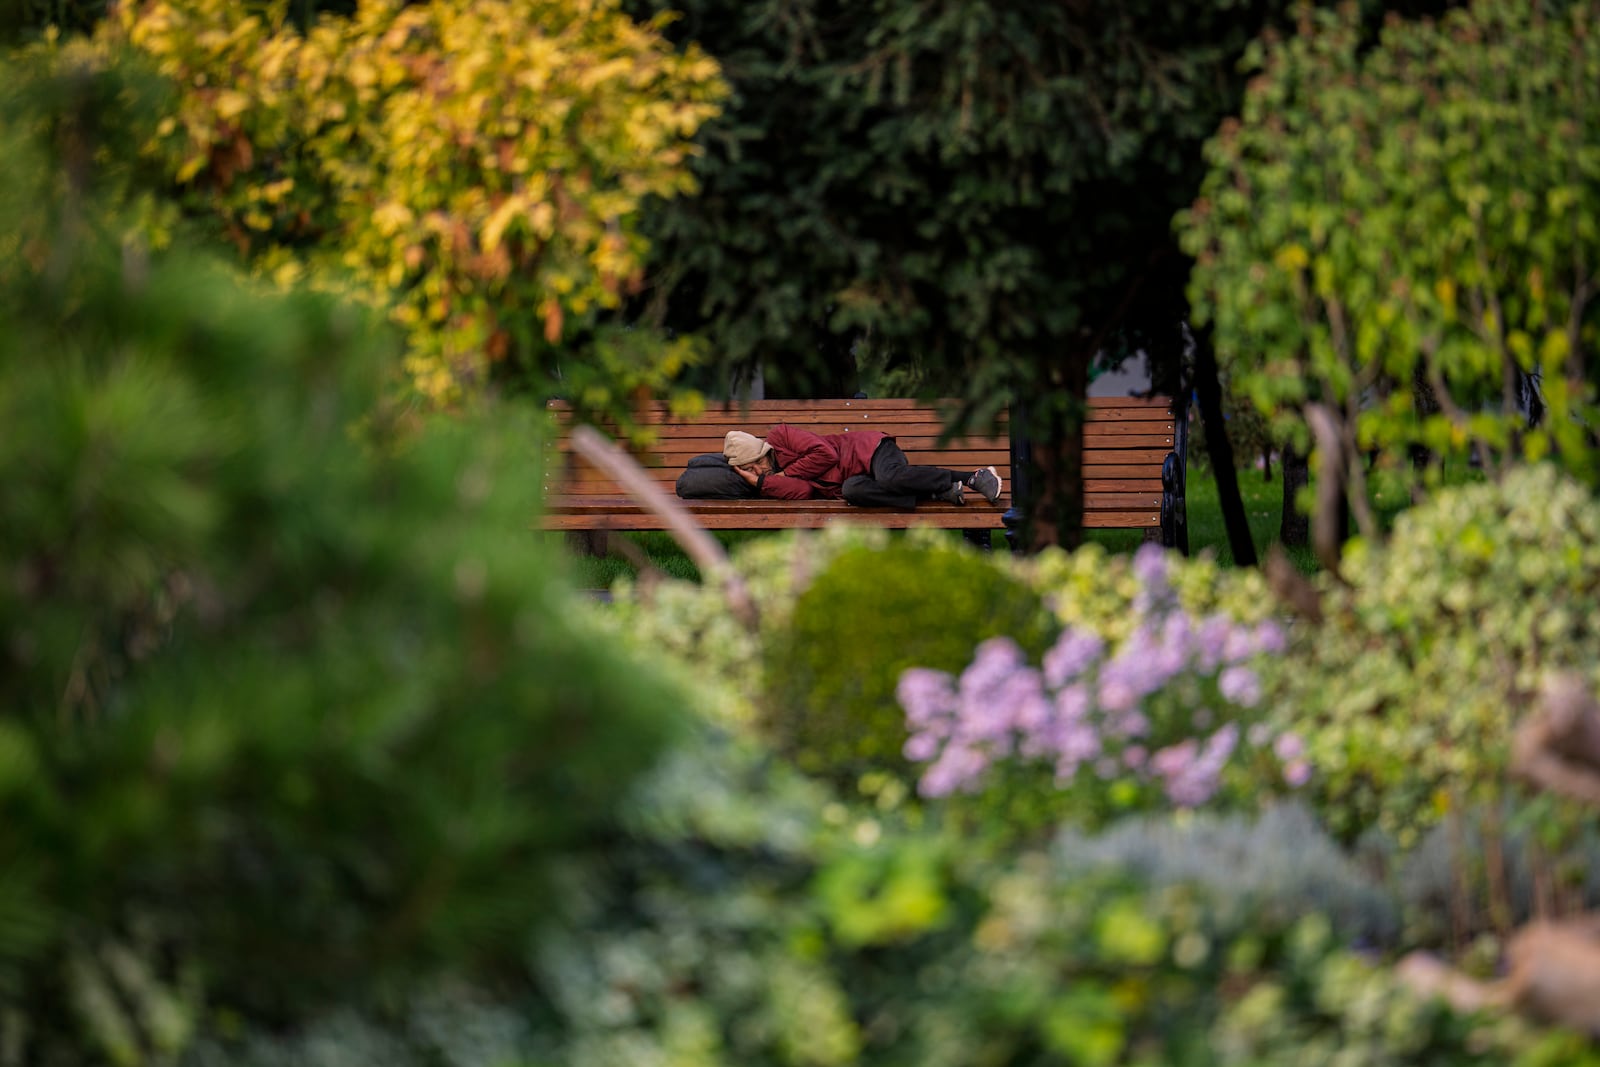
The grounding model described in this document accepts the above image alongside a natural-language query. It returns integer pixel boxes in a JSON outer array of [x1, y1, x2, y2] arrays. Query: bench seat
[[542, 396, 1183, 540]]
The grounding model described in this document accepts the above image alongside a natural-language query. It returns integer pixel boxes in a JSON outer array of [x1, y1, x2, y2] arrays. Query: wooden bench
[[542, 396, 1186, 547]]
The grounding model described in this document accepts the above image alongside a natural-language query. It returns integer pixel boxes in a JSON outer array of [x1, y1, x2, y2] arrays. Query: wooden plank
[[584, 426, 1009, 447], [1082, 511, 1161, 527], [1082, 421, 1175, 437], [551, 466, 1015, 488], [544, 499, 1004, 518], [550, 408, 1166, 429], [1082, 423, 1173, 441], [546, 496, 1009, 515], [1075, 433, 1174, 449], [553, 452, 1012, 472], [1084, 493, 1163, 509], [1083, 463, 1174, 479], [539, 508, 1008, 531], [1081, 404, 1176, 421], [550, 395, 1169, 413], [1083, 449, 1175, 467], [549, 398, 956, 413], [550, 441, 998, 460], [1083, 478, 1165, 494]]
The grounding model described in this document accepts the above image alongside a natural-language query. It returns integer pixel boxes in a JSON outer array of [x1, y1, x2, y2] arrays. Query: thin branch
[[1303, 403, 1347, 580]]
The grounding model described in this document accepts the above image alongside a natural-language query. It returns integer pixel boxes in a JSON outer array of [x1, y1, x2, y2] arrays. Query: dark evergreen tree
[[618, 0, 1294, 547]]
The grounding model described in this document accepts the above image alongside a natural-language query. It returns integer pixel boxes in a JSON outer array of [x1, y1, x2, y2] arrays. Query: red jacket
[[757, 425, 886, 500]]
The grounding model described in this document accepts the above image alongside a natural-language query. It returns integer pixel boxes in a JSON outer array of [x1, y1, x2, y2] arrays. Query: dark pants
[[841, 439, 961, 508]]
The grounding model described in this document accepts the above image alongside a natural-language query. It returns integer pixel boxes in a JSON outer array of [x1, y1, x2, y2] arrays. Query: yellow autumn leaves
[[98, 0, 726, 404]]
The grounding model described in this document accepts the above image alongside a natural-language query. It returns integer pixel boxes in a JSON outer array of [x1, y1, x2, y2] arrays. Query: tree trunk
[[1191, 324, 1257, 567], [1281, 447, 1309, 548], [1025, 352, 1090, 553]]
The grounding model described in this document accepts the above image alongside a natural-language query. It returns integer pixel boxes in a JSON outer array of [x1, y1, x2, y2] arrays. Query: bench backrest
[[545, 396, 1178, 530]]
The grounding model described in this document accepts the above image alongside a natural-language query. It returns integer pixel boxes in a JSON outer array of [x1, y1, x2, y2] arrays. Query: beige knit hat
[[723, 430, 773, 467]]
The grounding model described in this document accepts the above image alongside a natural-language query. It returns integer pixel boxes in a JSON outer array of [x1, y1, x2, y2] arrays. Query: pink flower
[[1254, 620, 1288, 656], [957, 637, 1027, 703], [1196, 615, 1232, 672], [1098, 675, 1139, 714], [919, 743, 989, 797], [897, 668, 957, 729], [1283, 759, 1312, 788], [1218, 666, 1261, 708], [903, 731, 942, 762], [1043, 629, 1105, 687], [1273, 732, 1305, 762], [1132, 542, 1169, 589], [1054, 684, 1090, 722]]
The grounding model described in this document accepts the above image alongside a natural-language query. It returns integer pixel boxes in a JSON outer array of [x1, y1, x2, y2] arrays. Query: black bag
[[675, 453, 757, 499]]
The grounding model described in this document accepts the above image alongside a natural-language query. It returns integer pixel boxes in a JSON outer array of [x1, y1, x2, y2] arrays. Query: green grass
[[555, 462, 1430, 590]]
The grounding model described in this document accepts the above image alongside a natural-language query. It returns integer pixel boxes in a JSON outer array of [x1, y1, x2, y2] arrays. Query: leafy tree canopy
[[615, 0, 1293, 546], [75, 0, 726, 417], [629, 0, 1288, 411], [1182, 0, 1600, 514]]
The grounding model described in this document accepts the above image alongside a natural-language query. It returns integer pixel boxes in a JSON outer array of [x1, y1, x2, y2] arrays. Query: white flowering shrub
[[1274, 464, 1600, 845]]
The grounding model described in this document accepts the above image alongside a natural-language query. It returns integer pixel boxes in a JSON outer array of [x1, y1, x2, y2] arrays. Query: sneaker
[[966, 466, 1002, 504], [936, 479, 967, 506]]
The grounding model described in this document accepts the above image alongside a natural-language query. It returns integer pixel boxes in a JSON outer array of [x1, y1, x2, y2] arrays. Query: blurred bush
[[0, 48, 683, 1062], [763, 539, 1056, 785], [1271, 465, 1600, 845], [568, 524, 1600, 1066], [1019, 540, 1283, 643], [203, 729, 1593, 1067]]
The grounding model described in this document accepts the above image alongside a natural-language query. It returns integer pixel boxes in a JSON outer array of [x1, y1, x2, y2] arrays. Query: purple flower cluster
[[897, 544, 1307, 808]]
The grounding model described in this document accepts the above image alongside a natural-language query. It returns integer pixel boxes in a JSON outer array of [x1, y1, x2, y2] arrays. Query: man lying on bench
[[723, 426, 1001, 509]]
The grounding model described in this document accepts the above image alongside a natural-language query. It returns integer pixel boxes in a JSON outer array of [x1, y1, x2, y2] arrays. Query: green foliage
[[1057, 804, 1401, 947], [764, 540, 1055, 784], [1, 0, 105, 43], [599, 527, 879, 731], [590, 529, 1600, 1065], [0, 51, 684, 1062], [1021, 540, 1283, 642], [1271, 465, 1600, 844], [624, 0, 1286, 390], [1189, 381, 1280, 476], [1183, 0, 1600, 495], [78, 0, 725, 411], [521, 753, 1585, 1067], [1378, 800, 1600, 949], [200, 731, 1590, 1067]]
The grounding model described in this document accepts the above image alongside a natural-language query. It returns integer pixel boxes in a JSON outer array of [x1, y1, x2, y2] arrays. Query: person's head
[[723, 429, 774, 474]]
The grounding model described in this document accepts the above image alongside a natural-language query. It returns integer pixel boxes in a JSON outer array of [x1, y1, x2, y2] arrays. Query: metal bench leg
[[567, 530, 610, 557]]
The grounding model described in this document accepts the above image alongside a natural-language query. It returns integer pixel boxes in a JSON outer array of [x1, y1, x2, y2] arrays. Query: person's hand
[[734, 464, 760, 486]]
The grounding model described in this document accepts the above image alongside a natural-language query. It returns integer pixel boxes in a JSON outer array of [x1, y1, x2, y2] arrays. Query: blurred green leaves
[[0, 44, 687, 1061]]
